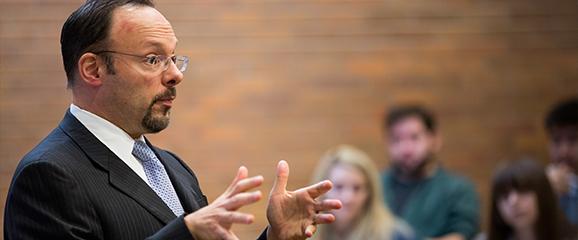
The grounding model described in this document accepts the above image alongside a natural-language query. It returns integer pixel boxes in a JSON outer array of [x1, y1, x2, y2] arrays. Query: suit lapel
[[58, 110, 176, 224], [107, 157, 177, 223]]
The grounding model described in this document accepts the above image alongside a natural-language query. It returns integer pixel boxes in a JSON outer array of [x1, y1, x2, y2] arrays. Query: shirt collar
[[69, 103, 145, 155]]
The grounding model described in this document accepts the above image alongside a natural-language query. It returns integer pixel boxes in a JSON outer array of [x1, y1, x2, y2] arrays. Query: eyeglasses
[[94, 50, 189, 73]]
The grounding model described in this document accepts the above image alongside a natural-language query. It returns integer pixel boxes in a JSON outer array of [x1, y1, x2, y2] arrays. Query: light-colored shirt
[[69, 104, 150, 185]]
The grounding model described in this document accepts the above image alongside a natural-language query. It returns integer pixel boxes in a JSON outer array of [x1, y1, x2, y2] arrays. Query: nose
[[399, 141, 416, 155], [162, 59, 184, 87], [505, 191, 519, 205], [558, 141, 573, 157], [339, 189, 355, 205]]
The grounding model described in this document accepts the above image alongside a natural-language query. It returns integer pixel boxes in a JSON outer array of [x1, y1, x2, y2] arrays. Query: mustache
[[153, 87, 176, 102]]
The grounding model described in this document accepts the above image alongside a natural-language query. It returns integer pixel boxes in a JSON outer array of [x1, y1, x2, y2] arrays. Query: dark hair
[[545, 97, 578, 131], [488, 158, 574, 240], [60, 0, 154, 87], [384, 105, 436, 133]]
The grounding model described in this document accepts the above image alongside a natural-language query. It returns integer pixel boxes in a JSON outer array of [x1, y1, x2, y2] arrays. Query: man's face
[[98, 5, 183, 137], [548, 126, 578, 172], [387, 116, 438, 176]]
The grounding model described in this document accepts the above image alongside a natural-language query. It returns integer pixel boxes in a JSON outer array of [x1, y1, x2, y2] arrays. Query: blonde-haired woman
[[311, 144, 414, 240]]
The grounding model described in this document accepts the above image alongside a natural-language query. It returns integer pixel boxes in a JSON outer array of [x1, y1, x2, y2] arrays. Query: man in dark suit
[[3, 0, 341, 239]]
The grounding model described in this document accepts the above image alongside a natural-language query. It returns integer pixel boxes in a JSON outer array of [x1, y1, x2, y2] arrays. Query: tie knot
[[132, 140, 155, 162]]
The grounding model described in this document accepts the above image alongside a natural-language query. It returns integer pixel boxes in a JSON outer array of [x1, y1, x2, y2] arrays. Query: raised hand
[[546, 163, 572, 195], [266, 160, 342, 240], [184, 166, 263, 240]]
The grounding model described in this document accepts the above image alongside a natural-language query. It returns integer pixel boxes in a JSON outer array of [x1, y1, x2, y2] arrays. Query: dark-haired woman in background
[[488, 159, 576, 240]]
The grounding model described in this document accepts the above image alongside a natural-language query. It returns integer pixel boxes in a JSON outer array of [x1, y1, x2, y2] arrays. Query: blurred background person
[[310, 144, 414, 240], [488, 158, 576, 240], [544, 97, 578, 226], [381, 105, 480, 240]]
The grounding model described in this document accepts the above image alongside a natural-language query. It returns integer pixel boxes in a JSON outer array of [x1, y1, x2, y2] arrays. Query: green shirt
[[382, 167, 480, 240]]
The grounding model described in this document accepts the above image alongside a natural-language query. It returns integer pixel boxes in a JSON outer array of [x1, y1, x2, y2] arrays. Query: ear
[[77, 52, 103, 87]]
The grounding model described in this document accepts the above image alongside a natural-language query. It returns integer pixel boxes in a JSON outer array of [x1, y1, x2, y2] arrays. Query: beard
[[392, 154, 434, 179], [141, 87, 176, 133]]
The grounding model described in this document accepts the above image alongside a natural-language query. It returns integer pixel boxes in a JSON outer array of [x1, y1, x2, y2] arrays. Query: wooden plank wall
[[1, 0, 578, 238]]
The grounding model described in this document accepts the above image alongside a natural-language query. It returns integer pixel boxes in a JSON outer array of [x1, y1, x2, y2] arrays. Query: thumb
[[271, 160, 289, 194]]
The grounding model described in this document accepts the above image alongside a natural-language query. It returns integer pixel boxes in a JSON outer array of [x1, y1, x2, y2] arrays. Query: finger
[[313, 213, 336, 225], [225, 166, 249, 193], [271, 160, 289, 194], [218, 211, 255, 225], [222, 191, 262, 210], [231, 175, 264, 195], [235, 166, 249, 183], [314, 199, 342, 212], [305, 224, 317, 238], [303, 180, 333, 199]]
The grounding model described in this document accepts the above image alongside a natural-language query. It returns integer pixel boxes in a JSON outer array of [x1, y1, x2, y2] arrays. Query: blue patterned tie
[[132, 140, 185, 216]]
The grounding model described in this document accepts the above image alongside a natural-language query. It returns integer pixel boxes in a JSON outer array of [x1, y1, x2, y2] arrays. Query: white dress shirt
[[69, 104, 150, 185]]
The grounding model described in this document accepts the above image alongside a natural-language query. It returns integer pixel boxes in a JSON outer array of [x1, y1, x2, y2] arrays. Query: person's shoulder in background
[[392, 218, 417, 240]]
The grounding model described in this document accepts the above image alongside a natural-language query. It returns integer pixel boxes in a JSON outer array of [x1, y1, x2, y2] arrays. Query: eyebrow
[[141, 40, 178, 55]]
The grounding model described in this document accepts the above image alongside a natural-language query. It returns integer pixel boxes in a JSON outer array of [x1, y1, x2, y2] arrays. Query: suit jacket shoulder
[[4, 111, 205, 240]]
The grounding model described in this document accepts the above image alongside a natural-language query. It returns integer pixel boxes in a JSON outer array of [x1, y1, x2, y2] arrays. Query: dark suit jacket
[[4, 110, 209, 239]]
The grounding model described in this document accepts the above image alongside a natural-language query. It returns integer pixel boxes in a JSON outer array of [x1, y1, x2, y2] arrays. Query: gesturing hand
[[266, 160, 342, 240], [184, 166, 263, 240], [546, 163, 571, 195]]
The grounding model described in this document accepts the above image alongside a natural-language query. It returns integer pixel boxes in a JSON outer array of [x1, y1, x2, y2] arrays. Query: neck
[[72, 99, 142, 139], [513, 226, 536, 240], [332, 220, 357, 240], [333, 229, 351, 240]]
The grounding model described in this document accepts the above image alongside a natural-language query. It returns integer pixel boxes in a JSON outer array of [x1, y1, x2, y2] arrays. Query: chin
[[142, 116, 170, 133], [334, 220, 351, 231]]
